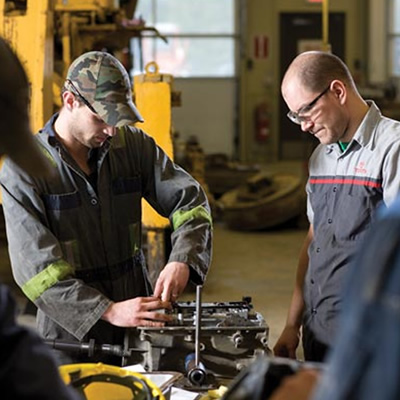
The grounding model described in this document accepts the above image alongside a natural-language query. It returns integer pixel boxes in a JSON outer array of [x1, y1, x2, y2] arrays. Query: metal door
[[279, 12, 346, 160]]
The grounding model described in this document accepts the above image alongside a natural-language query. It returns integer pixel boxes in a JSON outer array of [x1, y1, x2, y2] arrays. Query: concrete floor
[[0, 160, 308, 358], [182, 219, 307, 353]]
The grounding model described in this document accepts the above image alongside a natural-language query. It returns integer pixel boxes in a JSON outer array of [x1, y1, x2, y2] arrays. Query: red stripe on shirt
[[309, 178, 382, 188]]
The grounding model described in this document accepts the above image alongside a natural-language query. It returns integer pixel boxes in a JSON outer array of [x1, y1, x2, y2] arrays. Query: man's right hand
[[101, 296, 173, 327], [273, 325, 300, 359]]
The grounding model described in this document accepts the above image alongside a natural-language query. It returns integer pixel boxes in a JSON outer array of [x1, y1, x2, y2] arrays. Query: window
[[4, 0, 27, 15], [388, 0, 400, 76], [132, 0, 237, 77]]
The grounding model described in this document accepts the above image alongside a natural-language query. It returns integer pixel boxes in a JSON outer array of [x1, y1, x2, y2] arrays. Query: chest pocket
[[42, 190, 82, 240], [310, 183, 382, 242], [112, 176, 142, 223], [42, 190, 81, 210], [335, 186, 381, 241]]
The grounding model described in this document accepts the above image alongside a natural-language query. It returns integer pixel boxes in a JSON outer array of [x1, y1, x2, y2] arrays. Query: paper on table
[[170, 386, 201, 400]]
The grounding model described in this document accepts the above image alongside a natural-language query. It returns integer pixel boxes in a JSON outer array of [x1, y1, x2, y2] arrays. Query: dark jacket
[[0, 283, 81, 399]]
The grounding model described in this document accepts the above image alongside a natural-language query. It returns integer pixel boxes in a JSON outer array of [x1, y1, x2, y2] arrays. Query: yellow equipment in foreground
[[59, 363, 165, 400]]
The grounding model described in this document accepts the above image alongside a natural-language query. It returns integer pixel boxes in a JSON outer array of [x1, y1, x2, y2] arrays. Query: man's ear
[[330, 80, 347, 105], [62, 91, 79, 110]]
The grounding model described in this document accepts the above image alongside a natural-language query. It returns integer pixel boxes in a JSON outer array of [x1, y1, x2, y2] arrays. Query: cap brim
[[93, 97, 144, 127], [0, 112, 52, 177]]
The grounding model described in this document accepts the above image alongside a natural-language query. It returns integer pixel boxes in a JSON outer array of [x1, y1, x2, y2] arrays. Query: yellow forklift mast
[[0, 0, 175, 268], [0, 0, 54, 133], [0, 0, 166, 131]]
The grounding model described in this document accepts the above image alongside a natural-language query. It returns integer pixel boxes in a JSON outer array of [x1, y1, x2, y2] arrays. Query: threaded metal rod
[[195, 285, 202, 367]]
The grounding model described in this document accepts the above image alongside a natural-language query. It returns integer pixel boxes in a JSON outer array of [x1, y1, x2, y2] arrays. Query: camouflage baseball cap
[[66, 51, 144, 127], [0, 37, 51, 177]]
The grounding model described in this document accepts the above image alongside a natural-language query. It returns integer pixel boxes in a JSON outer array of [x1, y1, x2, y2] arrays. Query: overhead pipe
[[322, 0, 331, 52]]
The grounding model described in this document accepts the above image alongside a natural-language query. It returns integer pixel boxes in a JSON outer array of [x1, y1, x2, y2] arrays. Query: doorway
[[279, 12, 346, 161]]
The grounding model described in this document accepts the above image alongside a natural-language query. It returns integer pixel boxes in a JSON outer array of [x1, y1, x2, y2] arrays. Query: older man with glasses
[[273, 50, 400, 362]]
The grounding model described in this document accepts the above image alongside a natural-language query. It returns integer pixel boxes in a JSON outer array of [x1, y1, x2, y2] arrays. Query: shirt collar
[[351, 100, 381, 148], [326, 100, 381, 154], [40, 112, 112, 154], [41, 112, 59, 144]]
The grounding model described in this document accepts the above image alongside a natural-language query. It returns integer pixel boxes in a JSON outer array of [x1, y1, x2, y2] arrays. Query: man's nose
[[301, 119, 314, 132], [103, 125, 116, 137]]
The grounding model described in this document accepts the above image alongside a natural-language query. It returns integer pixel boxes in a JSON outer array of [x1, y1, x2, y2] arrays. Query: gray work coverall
[[0, 113, 213, 363]]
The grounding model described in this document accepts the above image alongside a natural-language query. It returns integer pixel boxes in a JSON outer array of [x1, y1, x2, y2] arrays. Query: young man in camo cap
[[0, 51, 213, 366]]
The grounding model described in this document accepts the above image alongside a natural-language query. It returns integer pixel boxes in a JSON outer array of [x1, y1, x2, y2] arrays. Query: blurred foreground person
[[0, 37, 80, 399]]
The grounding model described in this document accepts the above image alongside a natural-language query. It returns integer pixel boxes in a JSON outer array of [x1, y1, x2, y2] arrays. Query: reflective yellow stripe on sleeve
[[22, 260, 74, 302], [172, 205, 213, 231]]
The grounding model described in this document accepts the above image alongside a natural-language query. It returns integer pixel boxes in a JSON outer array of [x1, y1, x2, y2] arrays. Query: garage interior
[[1, 0, 399, 398]]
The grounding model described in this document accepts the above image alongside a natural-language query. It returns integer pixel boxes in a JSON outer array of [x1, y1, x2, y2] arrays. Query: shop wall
[[240, 0, 367, 162]]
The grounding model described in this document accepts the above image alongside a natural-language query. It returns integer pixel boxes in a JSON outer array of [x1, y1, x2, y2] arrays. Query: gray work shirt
[[304, 101, 400, 346], [0, 113, 213, 347]]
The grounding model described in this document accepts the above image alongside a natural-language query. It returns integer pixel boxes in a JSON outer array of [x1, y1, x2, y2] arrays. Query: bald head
[[282, 51, 356, 94], [282, 51, 369, 144]]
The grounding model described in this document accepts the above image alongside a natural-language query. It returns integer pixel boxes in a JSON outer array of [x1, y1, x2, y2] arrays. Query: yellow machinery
[[0, 0, 176, 268], [0, 0, 166, 131], [134, 61, 179, 285], [0, 1, 54, 134]]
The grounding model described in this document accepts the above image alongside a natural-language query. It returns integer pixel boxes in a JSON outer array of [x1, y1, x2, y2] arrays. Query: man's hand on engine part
[[273, 325, 301, 359], [269, 369, 320, 400], [153, 261, 190, 302], [101, 296, 173, 327]]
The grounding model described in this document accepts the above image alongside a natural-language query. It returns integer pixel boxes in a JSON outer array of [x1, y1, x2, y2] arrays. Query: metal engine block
[[127, 296, 271, 379]]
